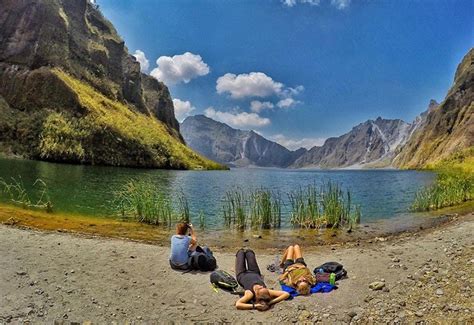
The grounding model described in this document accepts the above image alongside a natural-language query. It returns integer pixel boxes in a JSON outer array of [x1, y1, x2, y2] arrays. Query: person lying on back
[[235, 248, 289, 311], [279, 244, 316, 295], [169, 223, 197, 270]]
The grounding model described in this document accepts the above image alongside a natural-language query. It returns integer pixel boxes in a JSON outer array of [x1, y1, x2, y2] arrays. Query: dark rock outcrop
[[181, 115, 307, 167], [0, 0, 220, 169], [393, 48, 474, 168]]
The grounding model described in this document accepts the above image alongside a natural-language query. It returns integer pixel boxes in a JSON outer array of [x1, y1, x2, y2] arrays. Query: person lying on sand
[[279, 244, 316, 295], [235, 249, 290, 311], [169, 223, 197, 270]]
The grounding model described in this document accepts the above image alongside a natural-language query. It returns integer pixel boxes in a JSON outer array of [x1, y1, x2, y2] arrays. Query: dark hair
[[255, 288, 271, 310], [176, 223, 189, 235]]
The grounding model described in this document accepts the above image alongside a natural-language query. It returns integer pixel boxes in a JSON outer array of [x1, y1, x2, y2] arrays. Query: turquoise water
[[0, 157, 435, 228]]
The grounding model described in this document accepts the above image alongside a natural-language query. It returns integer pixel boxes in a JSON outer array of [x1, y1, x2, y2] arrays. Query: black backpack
[[189, 246, 217, 272], [210, 270, 240, 294], [314, 262, 347, 280]]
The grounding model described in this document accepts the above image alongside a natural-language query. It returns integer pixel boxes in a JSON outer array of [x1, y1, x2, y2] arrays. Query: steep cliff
[[181, 115, 306, 167], [291, 118, 412, 168], [393, 48, 474, 168], [0, 0, 220, 169]]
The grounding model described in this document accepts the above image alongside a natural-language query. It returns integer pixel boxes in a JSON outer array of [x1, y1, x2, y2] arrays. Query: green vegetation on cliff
[[37, 70, 225, 170], [394, 49, 473, 169], [412, 148, 474, 211]]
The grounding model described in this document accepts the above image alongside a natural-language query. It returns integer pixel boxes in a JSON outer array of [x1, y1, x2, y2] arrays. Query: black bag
[[210, 270, 239, 293], [314, 262, 347, 280], [190, 246, 217, 272]]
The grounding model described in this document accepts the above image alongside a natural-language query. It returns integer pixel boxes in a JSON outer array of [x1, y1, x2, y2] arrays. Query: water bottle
[[329, 273, 336, 285]]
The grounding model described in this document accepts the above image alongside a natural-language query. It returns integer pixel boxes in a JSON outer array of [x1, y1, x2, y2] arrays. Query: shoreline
[[0, 210, 472, 323], [0, 201, 472, 251]]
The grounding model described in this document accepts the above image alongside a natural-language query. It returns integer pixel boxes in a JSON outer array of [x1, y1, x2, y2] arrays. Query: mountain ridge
[[181, 115, 307, 168]]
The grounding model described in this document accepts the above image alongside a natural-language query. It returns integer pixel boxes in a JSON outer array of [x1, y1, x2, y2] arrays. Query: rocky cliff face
[[291, 118, 412, 168], [393, 48, 474, 168], [181, 115, 306, 167], [0, 0, 218, 169]]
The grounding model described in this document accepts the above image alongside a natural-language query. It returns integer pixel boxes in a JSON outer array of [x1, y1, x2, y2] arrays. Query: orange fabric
[[279, 263, 316, 287]]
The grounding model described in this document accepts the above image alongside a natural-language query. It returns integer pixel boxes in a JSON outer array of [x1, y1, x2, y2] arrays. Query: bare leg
[[286, 246, 295, 261], [280, 246, 294, 267], [294, 244, 303, 260]]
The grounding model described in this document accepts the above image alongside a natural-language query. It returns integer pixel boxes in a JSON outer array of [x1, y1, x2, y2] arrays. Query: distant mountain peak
[[180, 115, 306, 168]]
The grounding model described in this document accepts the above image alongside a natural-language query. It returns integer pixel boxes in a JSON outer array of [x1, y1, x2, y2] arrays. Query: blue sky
[[97, 0, 473, 150]]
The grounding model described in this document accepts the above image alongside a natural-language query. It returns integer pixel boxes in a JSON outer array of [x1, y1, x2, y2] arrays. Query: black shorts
[[283, 257, 306, 270]]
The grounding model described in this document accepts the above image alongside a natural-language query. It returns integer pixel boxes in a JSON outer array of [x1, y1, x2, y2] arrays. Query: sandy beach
[[1, 212, 473, 324]]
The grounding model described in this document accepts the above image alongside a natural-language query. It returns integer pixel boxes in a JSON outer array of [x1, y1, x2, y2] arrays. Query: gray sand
[[1, 213, 473, 324]]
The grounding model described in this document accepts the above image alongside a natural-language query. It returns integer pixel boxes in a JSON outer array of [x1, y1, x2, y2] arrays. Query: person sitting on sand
[[235, 248, 290, 311], [169, 223, 197, 270], [279, 244, 316, 295]]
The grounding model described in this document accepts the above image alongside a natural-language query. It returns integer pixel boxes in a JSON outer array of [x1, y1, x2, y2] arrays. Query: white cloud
[[133, 50, 150, 73], [331, 0, 351, 10], [281, 85, 305, 98], [204, 107, 270, 129], [150, 52, 210, 85], [277, 98, 301, 109], [216, 72, 284, 99], [173, 98, 196, 122], [269, 134, 326, 151], [282, 0, 320, 7], [250, 100, 274, 113], [283, 0, 350, 9]]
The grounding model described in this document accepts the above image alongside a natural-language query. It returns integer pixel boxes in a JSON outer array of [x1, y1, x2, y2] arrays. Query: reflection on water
[[0, 157, 435, 229]]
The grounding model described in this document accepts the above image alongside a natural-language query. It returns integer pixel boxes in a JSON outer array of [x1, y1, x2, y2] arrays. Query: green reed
[[250, 189, 281, 229], [113, 179, 174, 226], [223, 188, 247, 230], [0, 176, 53, 212], [411, 170, 473, 211], [222, 188, 282, 230], [177, 191, 191, 223], [288, 184, 321, 228], [288, 182, 361, 229], [198, 210, 206, 230]]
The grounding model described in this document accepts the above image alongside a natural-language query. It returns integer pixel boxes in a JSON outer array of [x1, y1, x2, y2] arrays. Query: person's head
[[176, 223, 189, 235], [296, 280, 311, 295], [254, 286, 271, 311]]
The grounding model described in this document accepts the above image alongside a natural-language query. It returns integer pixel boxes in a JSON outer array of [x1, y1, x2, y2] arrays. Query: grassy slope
[[51, 69, 225, 170], [426, 147, 474, 173]]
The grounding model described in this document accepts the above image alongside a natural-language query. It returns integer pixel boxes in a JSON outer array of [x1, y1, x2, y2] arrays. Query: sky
[[96, 0, 473, 150]]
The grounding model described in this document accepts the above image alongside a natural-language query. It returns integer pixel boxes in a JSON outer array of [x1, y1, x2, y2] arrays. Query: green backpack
[[210, 270, 241, 294]]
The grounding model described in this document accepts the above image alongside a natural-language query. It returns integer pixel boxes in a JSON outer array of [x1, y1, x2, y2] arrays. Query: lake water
[[0, 157, 435, 229]]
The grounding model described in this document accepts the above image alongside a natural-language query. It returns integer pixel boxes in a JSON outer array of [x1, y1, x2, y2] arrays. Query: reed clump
[[288, 182, 361, 229], [222, 188, 282, 230], [0, 176, 53, 212], [113, 180, 174, 226], [411, 170, 473, 211]]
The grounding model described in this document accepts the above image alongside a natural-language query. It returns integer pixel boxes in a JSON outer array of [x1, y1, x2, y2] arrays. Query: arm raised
[[268, 289, 290, 306], [235, 290, 255, 310]]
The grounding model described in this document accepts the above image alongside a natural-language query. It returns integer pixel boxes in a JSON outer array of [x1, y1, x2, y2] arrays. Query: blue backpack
[[189, 246, 217, 272]]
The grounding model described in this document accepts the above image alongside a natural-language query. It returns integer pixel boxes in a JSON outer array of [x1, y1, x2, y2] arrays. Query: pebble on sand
[[369, 281, 385, 290]]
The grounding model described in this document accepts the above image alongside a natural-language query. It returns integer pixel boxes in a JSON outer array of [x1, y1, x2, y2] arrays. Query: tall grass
[[288, 184, 320, 228], [221, 185, 360, 230], [0, 177, 53, 212], [250, 189, 281, 229], [288, 182, 361, 229], [177, 191, 191, 223], [113, 180, 174, 226], [222, 188, 282, 230], [411, 170, 473, 211], [223, 189, 246, 230]]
